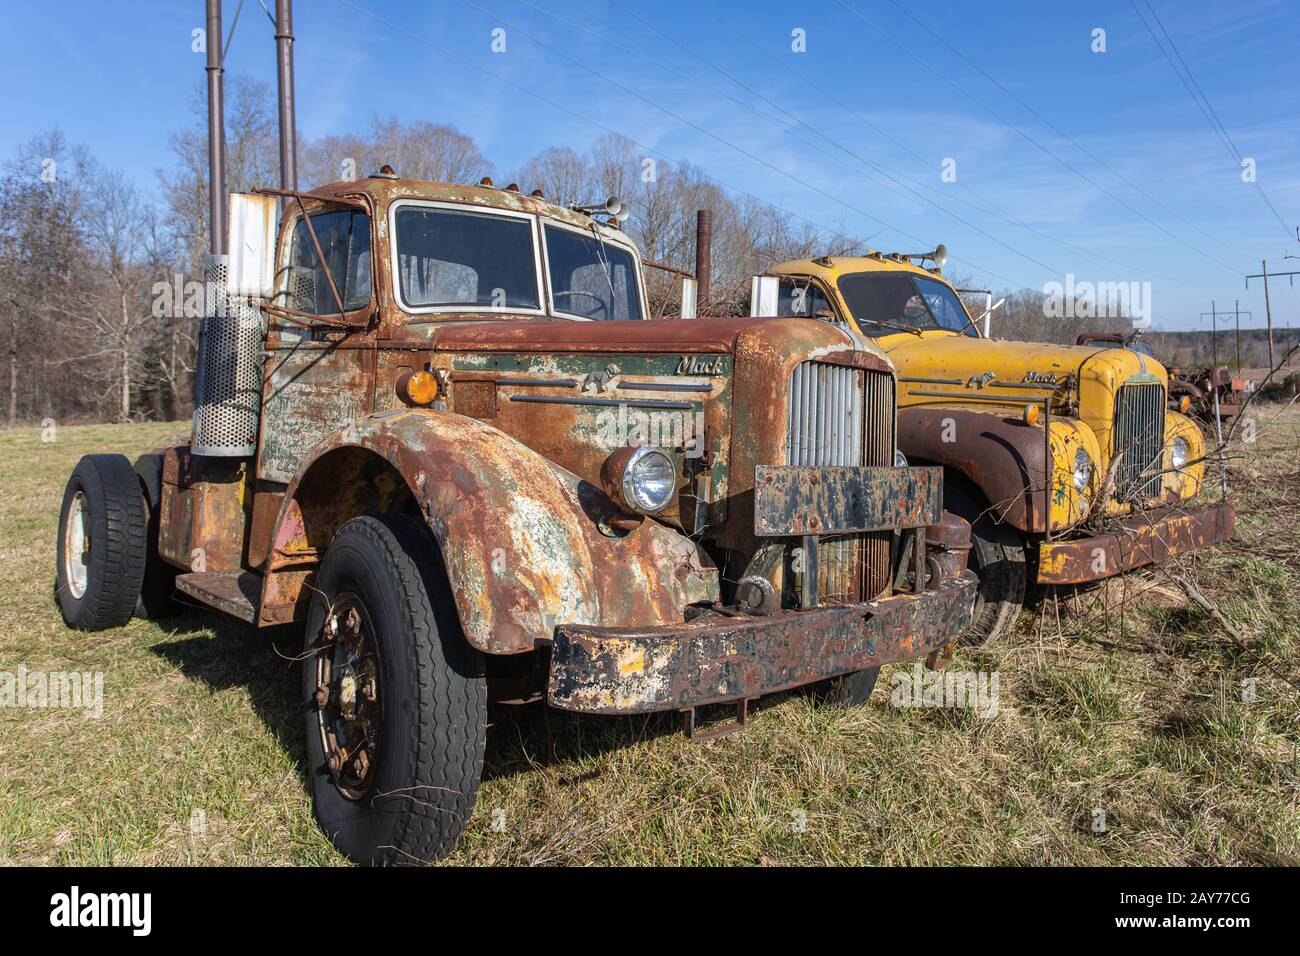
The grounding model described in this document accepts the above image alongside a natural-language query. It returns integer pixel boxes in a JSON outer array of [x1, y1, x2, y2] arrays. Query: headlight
[[602, 446, 678, 514], [894, 449, 908, 467], [1170, 436, 1188, 471], [1072, 448, 1092, 492]]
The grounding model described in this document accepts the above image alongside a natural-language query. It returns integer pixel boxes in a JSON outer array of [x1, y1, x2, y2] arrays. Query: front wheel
[[303, 514, 486, 866], [946, 482, 1027, 646]]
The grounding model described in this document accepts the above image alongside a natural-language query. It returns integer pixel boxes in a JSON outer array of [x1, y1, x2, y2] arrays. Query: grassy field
[[1, 412, 1297, 866]]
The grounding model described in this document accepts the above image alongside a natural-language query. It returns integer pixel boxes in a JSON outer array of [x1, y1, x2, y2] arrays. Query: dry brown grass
[[1, 410, 1296, 866]]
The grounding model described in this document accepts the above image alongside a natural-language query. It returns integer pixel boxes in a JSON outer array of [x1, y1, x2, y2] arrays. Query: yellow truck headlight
[[1073, 448, 1092, 492], [1170, 436, 1189, 471]]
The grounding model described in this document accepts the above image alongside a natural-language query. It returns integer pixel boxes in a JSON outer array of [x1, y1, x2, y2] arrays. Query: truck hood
[[879, 331, 1166, 401], [430, 316, 887, 362]]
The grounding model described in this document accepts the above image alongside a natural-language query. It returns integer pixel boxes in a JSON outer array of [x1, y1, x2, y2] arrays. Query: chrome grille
[[1113, 383, 1166, 501], [786, 362, 896, 602]]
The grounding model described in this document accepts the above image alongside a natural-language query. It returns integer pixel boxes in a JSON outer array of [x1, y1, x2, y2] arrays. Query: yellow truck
[[751, 251, 1235, 643]]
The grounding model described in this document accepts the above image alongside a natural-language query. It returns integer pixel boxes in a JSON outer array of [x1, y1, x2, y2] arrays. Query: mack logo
[[1022, 371, 1058, 385], [675, 355, 725, 375], [966, 371, 996, 389]]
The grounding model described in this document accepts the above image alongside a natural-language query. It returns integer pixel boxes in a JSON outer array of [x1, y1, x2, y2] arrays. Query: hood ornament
[[966, 371, 996, 389], [581, 364, 620, 393]]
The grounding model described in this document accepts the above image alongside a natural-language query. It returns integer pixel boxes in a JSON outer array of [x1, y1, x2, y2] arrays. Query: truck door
[[257, 207, 375, 485]]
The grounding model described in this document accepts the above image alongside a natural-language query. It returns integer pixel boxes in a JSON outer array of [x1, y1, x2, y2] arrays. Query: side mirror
[[750, 275, 779, 317], [227, 192, 278, 298], [679, 276, 698, 319]]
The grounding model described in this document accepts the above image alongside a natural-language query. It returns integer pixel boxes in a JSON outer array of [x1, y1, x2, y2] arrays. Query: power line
[[453, 0, 1035, 286], [876, 0, 1253, 267], [834, 0, 1243, 276], [686, 2, 1178, 282], [1133, 0, 1294, 243], [521, 0, 1065, 277], [329, 0, 941, 279], [600, 0, 1070, 276]]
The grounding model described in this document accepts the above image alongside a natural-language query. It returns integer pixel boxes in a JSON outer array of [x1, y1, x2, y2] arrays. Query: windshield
[[837, 272, 977, 336], [394, 206, 540, 310], [544, 223, 642, 321]]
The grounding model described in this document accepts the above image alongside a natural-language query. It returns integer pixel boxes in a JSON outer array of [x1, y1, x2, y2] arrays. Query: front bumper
[[1036, 501, 1235, 585], [547, 572, 976, 714]]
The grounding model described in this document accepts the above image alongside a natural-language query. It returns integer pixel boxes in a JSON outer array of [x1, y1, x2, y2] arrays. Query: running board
[[174, 571, 262, 623]]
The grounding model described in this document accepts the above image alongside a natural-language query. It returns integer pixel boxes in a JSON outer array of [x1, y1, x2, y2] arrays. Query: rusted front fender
[[261, 409, 719, 653]]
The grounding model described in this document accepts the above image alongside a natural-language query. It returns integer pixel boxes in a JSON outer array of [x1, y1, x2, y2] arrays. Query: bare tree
[[302, 116, 492, 187]]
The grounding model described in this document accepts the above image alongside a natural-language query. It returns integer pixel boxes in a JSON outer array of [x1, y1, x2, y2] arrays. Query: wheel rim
[[314, 592, 382, 800], [63, 491, 90, 599]]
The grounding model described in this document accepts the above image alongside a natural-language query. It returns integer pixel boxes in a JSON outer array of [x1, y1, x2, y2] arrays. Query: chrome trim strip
[[616, 381, 715, 392], [493, 378, 580, 387], [508, 395, 694, 410], [909, 390, 1045, 402]]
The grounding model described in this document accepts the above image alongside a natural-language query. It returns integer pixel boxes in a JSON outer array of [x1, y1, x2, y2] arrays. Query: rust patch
[[1037, 502, 1236, 584]]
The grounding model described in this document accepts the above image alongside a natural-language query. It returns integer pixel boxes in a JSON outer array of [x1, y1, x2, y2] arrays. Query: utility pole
[[1245, 263, 1298, 369], [1233, 300, 1241, 370], [206, 0, 226, 255], [275, 0, 298, 206], [1210, 301, 1218, 369], [1262, 259, 1274, 369]]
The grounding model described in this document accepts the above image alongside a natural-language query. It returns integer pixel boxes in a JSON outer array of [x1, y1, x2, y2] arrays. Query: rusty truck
[[54, 175, 976, 865], [752, 252, 1235, 645]]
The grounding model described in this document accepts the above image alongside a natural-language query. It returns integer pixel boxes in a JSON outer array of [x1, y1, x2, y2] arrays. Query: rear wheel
[[55, 454, 148, 630], [133, 454, 180, 619], [945, 480, 1026, 646], [303, 514, 487, 866]]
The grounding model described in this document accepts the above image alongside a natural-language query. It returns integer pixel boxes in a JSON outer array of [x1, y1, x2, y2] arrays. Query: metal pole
[[275, 0, 298, 205], [983, 291, 992, 338], [206, 0, 226, 255], [1210, 300, 1217, 370], [1234, 299, 1241, 370], [1262, 259, 1275, 368], [694, 209, 712, 313]]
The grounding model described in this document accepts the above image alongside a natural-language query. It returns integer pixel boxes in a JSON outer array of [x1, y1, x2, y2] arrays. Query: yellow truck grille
[[1113, 383, 1166, 501], [786, 362, 896, 602]]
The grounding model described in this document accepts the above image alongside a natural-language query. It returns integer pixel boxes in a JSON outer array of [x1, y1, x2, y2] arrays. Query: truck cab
[[54, 176, 976, 865], [754, 253, 1234, 644]]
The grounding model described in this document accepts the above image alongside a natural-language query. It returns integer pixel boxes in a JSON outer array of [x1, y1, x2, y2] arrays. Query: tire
[[303, 514, 487, 866], [55, 454, 148, 630], [809, 667, 880, 708], [132, 454, 180, 619], [945, 479, 1027, 647]]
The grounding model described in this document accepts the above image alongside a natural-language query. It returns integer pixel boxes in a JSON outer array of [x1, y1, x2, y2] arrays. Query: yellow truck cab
[[753, 253, 1235, 643]]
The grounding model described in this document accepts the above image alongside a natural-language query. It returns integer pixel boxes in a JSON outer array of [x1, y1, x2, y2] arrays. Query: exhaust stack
[[191, 0, 266, 458]]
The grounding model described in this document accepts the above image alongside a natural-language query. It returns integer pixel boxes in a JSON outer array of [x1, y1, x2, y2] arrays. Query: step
[[174, 571, 262, 623]]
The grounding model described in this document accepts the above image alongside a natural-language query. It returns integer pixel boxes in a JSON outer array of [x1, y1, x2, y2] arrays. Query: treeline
[[3, 76, 877, 426], [0, 76, 1278, 426]]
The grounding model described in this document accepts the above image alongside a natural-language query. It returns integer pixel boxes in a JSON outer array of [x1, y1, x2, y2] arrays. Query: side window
[[287, 210, 372, 315], [776, 279, 840, 328]]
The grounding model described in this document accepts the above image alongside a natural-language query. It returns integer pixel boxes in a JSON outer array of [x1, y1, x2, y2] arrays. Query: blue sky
[[3, 0, 1298, 331]]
